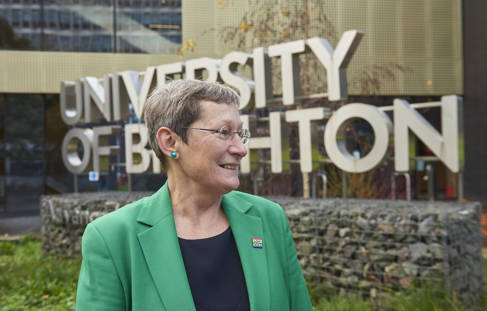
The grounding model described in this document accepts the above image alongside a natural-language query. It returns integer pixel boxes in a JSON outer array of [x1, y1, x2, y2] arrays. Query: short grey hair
[[144, 79, 240, 168]]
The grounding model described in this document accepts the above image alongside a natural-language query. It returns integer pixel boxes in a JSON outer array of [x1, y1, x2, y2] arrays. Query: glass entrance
[[1, 94, 45, 216]]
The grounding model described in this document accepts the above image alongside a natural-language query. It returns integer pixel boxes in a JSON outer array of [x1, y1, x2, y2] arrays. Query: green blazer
[[76, 183, 313, 311]]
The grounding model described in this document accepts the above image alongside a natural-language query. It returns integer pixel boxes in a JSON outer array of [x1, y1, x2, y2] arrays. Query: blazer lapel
[[136, 184, 196, 311], [223, 195, 270, 311]]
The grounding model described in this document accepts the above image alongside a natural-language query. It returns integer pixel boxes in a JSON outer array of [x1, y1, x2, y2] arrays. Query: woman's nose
[[229, 135, 248, 157]]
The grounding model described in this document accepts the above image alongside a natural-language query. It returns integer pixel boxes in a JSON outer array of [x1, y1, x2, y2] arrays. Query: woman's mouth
[[220, 164, 239, 170]]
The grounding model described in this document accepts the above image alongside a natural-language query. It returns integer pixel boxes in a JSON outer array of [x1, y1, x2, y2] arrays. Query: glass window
[[47, 9, 57, 28], [160, 13, 169, 24], [0, 0, 180, 53], [81, 35, 90, 51], [44, 94, 70, 195], [22, 10, 32, 27], [93, 35, 101, 51], [174, 14, 181, 25], [12, 9, 20, 27], [2, 94, 45, 214], [30, 33, 40, 47], [151, 12, 158, 24], [59, 10, 70, 29], [32, 9, 40, 27], [81, 17, 90, 30], [72, 12, 80, 30], [60, 35, 71, 51], [143, 12, 150, 25]]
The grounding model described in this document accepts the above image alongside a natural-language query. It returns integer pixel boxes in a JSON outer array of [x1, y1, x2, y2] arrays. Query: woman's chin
[[219, 179, 240, 194]]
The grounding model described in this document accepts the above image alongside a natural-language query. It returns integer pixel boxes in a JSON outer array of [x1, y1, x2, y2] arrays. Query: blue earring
[[171, 152, 177, 158]]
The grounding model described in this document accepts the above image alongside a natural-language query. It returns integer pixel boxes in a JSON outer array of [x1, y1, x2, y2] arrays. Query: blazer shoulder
[[226, 190, 285, 219], [227, 190, 280, 207], [88, 194, 151, 235]]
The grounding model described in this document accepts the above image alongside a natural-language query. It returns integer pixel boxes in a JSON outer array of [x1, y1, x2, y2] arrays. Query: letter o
[[61, 128, 94, 174], [324, 104, 392, 173]]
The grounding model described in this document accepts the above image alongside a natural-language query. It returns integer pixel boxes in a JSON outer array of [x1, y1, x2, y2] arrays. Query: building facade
[[0, 0, 485, 216]]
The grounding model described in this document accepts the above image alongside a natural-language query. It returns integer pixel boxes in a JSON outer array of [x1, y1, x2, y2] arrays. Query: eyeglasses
[[184, 126, 251, 144]]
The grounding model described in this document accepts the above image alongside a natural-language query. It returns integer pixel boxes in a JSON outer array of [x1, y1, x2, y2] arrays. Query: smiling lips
[[220, 164, 239, 170]]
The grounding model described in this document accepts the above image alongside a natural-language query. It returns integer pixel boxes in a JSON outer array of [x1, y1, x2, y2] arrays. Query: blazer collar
[[136, 183, 196, 310], [136, 183, 270, 311], [222, 194, 270, 311], [136, 183, 173, 226]]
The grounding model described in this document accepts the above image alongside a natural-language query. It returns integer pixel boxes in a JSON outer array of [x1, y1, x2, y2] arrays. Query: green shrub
[[307, 280, 374, 311], [382, 282, 465, 311], [0, 235, 81, 311]]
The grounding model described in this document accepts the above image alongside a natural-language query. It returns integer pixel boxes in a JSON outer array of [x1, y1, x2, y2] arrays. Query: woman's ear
[[156, 127, 179, 158]]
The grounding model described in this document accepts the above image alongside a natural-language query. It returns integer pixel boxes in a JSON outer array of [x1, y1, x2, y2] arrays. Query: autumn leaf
[[240, 22, 250, 32], [178, 39, 197, 58]]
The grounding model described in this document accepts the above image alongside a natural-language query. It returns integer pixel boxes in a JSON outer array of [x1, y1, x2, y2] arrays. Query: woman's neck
[[167, 176, 229, 239]]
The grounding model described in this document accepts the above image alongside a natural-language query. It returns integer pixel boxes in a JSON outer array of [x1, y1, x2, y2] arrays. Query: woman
[[76, 79, 313, 311]]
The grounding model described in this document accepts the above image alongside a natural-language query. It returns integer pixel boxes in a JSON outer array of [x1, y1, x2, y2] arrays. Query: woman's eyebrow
[[217, 120, 243, 129]]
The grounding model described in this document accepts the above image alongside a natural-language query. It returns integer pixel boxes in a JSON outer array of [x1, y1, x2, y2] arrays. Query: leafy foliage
[[307, 274, 487, 311], [0, 17, 31, 50], [0, 235, 81, 311]]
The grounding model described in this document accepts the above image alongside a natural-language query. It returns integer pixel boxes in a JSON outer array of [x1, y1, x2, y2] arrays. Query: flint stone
[[409, 243, 429, 262], [402, 262, 419, 276], [339, 228, 351, 237], [326, 224, 338, 239]]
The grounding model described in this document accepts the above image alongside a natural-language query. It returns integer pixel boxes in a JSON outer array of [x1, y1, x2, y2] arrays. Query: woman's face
[[176, 100, 247, 195]]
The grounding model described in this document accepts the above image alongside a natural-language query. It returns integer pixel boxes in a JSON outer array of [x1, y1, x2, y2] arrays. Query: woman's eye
[[219, 127, 230, 136]]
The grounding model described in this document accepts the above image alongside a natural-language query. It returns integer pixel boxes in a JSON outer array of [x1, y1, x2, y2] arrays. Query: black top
[[178, 227, 250, 311]]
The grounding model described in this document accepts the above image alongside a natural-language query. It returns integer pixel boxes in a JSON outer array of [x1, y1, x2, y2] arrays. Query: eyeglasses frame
[[183, 126, 251, 144]]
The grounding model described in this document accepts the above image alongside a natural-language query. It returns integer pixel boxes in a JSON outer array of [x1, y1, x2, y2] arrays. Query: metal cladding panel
[[181, 0, 217, 57], [182, 0, 463, 96], [0, 51, 180, 94]]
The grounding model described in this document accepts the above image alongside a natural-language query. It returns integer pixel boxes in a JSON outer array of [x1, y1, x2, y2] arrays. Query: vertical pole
[[74, 174, 78, 193], [252, 172, 258, 195], [404, 173, 411, 201], [320, 172, 327, 198], [112, 0, 117, 52], [40, 0, 45, 50], [41, 95, 47, 200], [1, 95, 6, 212], [457, 172, 464, 203], [342, 171, 347, 198], [427, 164, 434, 201], [128, 173, 132, 192], [391, 174, 396, 200], [311, 172, 316, 199], [302, 172, 310, 198]]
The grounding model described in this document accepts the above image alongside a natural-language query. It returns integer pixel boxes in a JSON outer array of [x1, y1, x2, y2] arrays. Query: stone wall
[[41, 193, 483, 307], [273, 198, 483, 308], [41, 192, 151, 256]]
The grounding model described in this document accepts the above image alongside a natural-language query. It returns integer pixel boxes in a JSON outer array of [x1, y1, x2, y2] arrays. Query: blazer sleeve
[[76, 223, 126, 311], [280, 209, 314, 311]]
